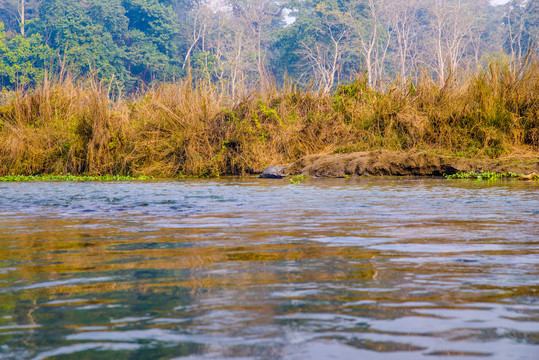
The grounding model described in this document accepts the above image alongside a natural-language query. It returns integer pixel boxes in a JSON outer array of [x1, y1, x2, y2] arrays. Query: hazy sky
[[490, 0, 510, 5]]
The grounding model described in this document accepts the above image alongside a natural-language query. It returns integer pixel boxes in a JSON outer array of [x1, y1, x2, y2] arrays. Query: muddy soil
[[286, 150, 539, 177]]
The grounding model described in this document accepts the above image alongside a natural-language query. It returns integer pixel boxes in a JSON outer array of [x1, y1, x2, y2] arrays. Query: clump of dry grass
[[0, 57, 537, 177]]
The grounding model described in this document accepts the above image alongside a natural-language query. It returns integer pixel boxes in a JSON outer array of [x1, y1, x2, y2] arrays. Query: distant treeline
[[0, 0, 538, 94], [0, 58, 537, 176]]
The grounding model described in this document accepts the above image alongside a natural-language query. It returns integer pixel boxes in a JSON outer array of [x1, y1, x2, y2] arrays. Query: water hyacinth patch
[[0, 174, 153, 182], [444, 171, 528, 180]]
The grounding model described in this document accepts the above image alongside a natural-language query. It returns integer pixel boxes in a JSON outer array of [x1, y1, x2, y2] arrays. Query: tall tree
[[0, 22, 52, 88], [0, 0, 42, 36], [298, 2, 349, 93], [383, 0, 417, 84], [33, 0, 181, 88], [503, 0, 539, 66], [122, 0, 180, 83], [343, 0, 391, 87]]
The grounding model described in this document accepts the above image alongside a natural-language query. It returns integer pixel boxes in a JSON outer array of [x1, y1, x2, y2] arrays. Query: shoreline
[[1, 151, 538, 182], [286, 150, 539, 178]]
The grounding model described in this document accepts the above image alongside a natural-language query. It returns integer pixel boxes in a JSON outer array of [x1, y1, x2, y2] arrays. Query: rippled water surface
[[0, 178, 538, 360]]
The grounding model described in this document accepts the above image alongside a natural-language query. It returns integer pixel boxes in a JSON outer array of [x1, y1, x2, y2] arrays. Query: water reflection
[[0, 178, 537, 359]]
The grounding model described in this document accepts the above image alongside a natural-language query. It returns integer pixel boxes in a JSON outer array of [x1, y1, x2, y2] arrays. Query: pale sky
[[490, 0, 510, 5]]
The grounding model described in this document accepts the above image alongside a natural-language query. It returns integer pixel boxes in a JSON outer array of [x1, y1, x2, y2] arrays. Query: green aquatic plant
[[289, 174, 307, 184], [444, 171, 520, 180], [0, 174, 153, 182]]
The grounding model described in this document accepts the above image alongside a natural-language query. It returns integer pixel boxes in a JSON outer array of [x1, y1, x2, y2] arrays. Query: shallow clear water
[[0, 178, 537, 360]]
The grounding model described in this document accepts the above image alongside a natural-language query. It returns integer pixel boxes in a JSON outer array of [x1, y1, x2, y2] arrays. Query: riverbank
[[286, 150, 539, 177], [0, 59, 537, 177], [1, 150, 537, 181]]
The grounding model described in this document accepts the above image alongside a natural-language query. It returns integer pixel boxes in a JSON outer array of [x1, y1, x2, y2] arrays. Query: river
[[0, 178, 537, 359]]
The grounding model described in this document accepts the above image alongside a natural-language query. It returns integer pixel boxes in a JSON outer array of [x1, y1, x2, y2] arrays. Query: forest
[[0, 0, 537, 93]]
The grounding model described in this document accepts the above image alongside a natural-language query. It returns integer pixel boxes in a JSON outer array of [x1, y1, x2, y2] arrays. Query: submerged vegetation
[[0, 57, 538, 178]]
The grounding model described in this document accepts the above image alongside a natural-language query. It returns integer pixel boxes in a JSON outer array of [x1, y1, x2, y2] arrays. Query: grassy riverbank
[[0, 58, 537, 177]]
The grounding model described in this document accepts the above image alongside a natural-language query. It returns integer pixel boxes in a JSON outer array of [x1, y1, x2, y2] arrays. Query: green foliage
[[122, 0, 180, 83], [27, 0, 180, 90], [289, 174, 307, 184], [0, 174, 153, 182], [0, 23, 53, 88], [444, 171, 520, 180]]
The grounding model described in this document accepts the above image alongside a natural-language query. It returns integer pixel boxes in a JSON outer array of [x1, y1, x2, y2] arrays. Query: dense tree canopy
[[0, 0, 537, 92], [0, 22, 52, 87]]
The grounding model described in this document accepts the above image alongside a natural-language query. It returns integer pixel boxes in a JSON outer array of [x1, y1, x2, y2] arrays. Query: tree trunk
[[20, 0, 25, 37]]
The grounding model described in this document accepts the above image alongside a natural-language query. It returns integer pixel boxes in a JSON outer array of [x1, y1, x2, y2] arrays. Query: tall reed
[[0, 58, 537, 177]]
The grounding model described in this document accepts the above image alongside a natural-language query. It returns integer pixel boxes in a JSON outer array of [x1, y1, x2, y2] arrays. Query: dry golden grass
[[0, 57, 537, 177]]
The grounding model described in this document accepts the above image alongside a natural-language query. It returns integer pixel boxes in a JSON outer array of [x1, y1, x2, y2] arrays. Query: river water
[[0, 178, 537, 360]]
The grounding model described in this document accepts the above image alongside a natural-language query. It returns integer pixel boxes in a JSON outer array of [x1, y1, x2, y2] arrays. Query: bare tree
[[177, 0, 533, 92], [503, 0, 538, 70], [0, 0, 22, 36], [230, 0, 284, 90], [344, 0, 391, 87], [419, 0, 475, 85], [505, 0, 526, 63], [298, 12, 348, 93], [384, 0, 418, 84], [18, 0, 24, 36], [183, 0, 284, 99], [0, 0, 44, 37], [182, 3, 208, 70]]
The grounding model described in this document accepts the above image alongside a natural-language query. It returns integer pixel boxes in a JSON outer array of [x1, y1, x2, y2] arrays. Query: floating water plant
[[444, 171, 526, 180], [289, 174, 307, 184], [0, 174, 153, 182]]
